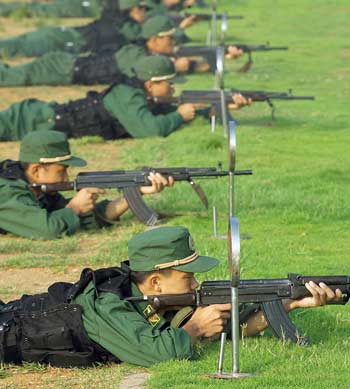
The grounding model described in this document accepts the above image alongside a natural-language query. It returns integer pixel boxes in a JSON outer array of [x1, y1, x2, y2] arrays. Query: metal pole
[[212, 206, 218, 237], [229, 171, 234, 217], [217, 332, 227, 374], [231, 287, 240, 373]]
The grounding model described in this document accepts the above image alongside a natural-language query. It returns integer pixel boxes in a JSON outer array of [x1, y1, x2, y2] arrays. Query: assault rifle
[[150, 89, 315, 120], [170, 12, 243, 26], [127, 273, 350, 345], [175, 44, 289, 73], [31, 166, 252, 226]]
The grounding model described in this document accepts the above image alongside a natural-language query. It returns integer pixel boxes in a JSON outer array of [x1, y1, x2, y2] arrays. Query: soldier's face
[[147, 80, 174, 97], [129, 6, 147, 23], [30, 163, 69, 184], [158, 270, 199, 294], [153, 35, 175, 55], [163, 0, 181, 8]]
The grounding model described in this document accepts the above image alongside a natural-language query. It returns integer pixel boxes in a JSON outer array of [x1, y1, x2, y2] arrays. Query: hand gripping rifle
[[150, 88, 315, 121], [30, 166, 252, 226], [127, 221, 350, 347], [175, 43, 289, 73]]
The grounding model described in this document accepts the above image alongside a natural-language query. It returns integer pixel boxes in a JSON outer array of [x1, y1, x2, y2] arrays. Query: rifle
[[175, 44, 289, 73], [150, 89, 315, 120], [30, 166, 252, 226], [170, 12, 243, 26], [127, 273, 350, 345]]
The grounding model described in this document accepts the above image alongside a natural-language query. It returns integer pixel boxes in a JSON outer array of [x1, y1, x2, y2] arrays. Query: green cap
[[19, 130, 86, 167], [134, 55, 175, 81], [134, 55, 185, 83], [141, 15, 176, 39], [128, 226, 219, 273], [119, 0, 148, 11]]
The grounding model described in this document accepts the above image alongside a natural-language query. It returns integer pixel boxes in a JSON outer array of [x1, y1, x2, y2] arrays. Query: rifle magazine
[[261, 300, 310, 346]]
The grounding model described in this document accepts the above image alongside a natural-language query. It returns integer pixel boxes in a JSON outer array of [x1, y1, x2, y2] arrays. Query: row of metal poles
[[207, 1, 253, 378]]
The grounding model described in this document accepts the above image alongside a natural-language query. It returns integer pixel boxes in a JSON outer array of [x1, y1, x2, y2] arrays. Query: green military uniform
[[0, 0, 102, 18], [0, 131, 111, 239], [0, 55, 184, 140], [73, 226, 219, 366], [0, 16, 182, 86], [0, 26, 87, 58], [0, 15, 133, 59], [0, 227, 219, 366], [0, 45, 146, 86]]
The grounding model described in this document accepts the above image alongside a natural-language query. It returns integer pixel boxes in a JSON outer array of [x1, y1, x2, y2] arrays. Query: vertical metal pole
[[211, 115, 216, 132], [213, 206, 218, 237], [210, 0, 217, 46], [231, 287, 240, 373], [217, 332, 227, 374], [229, 171, 234, 217], [220, 90, 228, 138]]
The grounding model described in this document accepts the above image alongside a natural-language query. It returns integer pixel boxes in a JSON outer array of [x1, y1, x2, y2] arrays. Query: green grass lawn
[[1, 0, 350, 387]]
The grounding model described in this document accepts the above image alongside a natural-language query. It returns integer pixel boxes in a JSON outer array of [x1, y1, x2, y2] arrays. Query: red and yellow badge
[[143, 305, 161, 327]]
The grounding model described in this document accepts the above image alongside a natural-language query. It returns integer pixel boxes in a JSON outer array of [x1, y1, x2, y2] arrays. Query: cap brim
[[172, 255, 219, 273], [60, 156, 87, 167]]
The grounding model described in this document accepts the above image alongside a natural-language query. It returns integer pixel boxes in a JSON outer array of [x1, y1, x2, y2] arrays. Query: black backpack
[[0, 265, 132, 368]]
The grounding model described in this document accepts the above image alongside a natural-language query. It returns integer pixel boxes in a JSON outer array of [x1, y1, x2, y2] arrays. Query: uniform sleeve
[[0, 182, 81, 240], [75, 289, 194, 367], [103, 85, 184, 138]]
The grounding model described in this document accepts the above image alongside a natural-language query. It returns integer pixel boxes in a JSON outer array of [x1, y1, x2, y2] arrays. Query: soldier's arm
[[74, 285, 194, 367], [0, 182, 81, 240], [103, 85, 184, 138]]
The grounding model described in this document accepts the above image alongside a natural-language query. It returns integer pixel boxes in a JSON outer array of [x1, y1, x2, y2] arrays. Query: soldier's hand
[[225, 46, 244, 59], [183, 304, 231, 339], [177, 103, 196, 121], [228, 93, 252, 110], [292, 282, 343, 310], [140, 172, 174, 195], [66, 188, 105, 215], [183, 0, 195, 7], [179, 15, 197, 29], [174, 57, 191, 73]]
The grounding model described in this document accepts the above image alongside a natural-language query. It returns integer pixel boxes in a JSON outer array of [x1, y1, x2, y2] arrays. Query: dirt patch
[[0, 142, 19, 159], [0, 366, 83, 389], [0, 267, 81, 299], [119, 372, 151, 389]]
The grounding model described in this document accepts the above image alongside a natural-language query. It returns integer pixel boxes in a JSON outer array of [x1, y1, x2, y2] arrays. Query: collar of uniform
[[130, 282, 168, 330]]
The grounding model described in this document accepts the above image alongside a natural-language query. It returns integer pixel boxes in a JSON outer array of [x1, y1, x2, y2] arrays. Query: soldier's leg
[[0, 27, 86, 58], [0, 99, 56, 141], [0, 52, 76, 86], [0, 0, 101, 18]]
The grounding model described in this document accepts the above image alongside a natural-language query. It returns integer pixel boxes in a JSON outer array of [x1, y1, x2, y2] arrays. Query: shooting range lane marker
[[208, 218, 253, 379]]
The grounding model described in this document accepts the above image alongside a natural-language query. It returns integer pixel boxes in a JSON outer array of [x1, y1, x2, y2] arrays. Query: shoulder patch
[[143, 304, 161, 327]]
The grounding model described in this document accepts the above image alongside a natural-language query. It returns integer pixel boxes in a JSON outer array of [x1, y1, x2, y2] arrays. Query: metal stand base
[[207, 372, 253, 379]]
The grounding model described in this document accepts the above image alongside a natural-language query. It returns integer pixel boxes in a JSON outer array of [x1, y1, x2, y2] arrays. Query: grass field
[[1, 0, 350, 387]]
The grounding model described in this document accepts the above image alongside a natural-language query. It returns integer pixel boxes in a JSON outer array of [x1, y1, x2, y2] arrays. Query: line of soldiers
[[0, 0, 342, 373]]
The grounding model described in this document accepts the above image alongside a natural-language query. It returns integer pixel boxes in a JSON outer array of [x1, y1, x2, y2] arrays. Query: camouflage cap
[[128, 226, 219, 273], [19, 130, 86, 167], [134, 54, 183, 82], [119, 0, 148, 11], [141, 15, 176, 39]]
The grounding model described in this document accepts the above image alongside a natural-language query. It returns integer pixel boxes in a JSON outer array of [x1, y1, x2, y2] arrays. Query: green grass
[[1, 0, 350, 387]]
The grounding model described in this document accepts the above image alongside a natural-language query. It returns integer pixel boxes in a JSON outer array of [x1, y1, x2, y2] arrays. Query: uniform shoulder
[[0, 175, 28, 189], [107, 83, 145, 101]]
